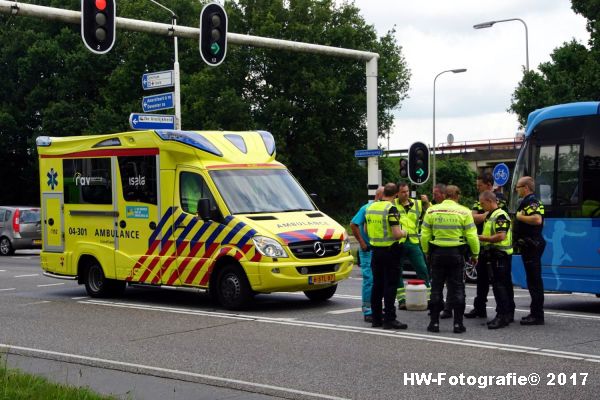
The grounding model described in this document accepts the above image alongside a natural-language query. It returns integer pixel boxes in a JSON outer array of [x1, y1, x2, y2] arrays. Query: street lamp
[[473, 18, 529, 72], [433, 69, 467, 188]]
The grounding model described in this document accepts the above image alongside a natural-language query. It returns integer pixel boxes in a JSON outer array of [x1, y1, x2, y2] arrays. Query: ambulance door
[[166, 168, 222, 287], [114, 155, 160, 283], [42, 193, 64, 252]]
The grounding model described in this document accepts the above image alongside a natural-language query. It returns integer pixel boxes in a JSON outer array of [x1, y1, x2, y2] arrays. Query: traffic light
[[199, 2, 228, 66], [81, 0, 116, 54], [408, 141, 430, 185], [399, 158, 408, 180]]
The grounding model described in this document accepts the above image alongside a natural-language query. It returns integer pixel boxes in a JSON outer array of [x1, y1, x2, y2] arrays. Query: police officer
[[421, 185, 479, 333], [395, 182, 430, 309], [350, 186, 384, 322], [465, 173, 507, 320], [515, 176, 546, 326], [478, 190, 515, 329], [365, 183, 408, 329]]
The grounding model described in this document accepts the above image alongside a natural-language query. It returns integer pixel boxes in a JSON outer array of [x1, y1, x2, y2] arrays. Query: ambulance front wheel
[[217, 264, 253, 310], [84, 262, 125, 298], [304, 284, 337, 301]]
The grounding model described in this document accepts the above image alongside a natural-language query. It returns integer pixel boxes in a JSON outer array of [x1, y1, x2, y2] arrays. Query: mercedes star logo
[[313, 241, 326, 257]]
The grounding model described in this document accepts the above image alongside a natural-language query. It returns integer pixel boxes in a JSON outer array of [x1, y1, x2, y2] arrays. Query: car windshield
[[20, 209, 40, 223], [209, 169, 316, 214]]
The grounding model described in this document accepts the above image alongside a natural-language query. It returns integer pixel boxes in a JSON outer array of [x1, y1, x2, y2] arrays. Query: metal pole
[[0, 0, 380, 196], [473, 18, 529, 72], [366, 57, 379, 199], [147, 0, 181, 129], [432, 69, 467, 188]]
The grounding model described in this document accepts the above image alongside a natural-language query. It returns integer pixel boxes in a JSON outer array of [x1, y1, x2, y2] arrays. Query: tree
[[0, 0, 410, 217], [510, 1, 600, 125]]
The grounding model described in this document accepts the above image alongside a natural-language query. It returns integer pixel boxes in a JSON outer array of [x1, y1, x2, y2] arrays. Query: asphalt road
[[1, 251, 599, 399]]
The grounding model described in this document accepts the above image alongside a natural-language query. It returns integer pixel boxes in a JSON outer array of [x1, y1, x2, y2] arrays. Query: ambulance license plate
[[309, 274, 335, 285]]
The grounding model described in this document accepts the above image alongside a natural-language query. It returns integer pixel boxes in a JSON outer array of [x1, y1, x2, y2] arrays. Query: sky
[[352, 0, 590, 151]]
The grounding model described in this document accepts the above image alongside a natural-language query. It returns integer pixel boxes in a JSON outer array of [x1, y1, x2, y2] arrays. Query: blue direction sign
[[142, 70, 174, 90], [493, 162, 510, 186], [129, 113, 175, 130], [142, 92, 174, 113], [355, 149, 384, 158]]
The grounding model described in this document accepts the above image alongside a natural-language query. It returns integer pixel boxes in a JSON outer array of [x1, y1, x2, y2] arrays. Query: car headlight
[[252, 236, 289, 258], [342, 230, 351, 253]]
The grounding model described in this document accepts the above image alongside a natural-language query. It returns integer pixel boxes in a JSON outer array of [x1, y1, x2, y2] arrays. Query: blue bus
[[510, 101, 600, 296]]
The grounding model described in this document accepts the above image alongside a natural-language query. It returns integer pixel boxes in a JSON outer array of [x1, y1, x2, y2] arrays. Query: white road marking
[[0, 343, 350, 400], [79, 299, 600, 364], [37, 283, 65, 287], [0, 288, 16, 292], [14, 274, 39, 278], [20, 301, 50, 306], [71, 296, 89, 300], [0, 269, 6, 272], [326, 308, 362, 315]]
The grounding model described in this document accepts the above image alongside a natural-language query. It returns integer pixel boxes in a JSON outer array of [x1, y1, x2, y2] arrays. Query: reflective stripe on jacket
[[482, 208, 513, 255], [421, 199, 479, 256], [365, 201, 400, 247]]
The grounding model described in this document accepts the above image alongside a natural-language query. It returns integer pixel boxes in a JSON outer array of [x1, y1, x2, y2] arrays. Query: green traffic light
[[210, 42, 221, 55]]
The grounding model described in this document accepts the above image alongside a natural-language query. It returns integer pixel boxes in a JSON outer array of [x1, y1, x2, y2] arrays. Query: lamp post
[[433, 69, 466, 188], [149, 0, 182, 129], [473, 18, 529, 72]]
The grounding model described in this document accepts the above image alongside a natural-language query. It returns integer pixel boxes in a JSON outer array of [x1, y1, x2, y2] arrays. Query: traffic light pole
[[0, 0, 379, 199]]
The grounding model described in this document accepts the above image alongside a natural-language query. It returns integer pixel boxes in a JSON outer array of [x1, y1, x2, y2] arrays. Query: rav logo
[[129, 175, 146, 186], [74, 173, 102, 186]]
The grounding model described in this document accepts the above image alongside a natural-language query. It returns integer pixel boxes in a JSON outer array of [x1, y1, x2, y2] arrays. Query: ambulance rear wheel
[[304, 284, 337, 301], [84, 262, 111, 298], [217, 264, 253, 310]]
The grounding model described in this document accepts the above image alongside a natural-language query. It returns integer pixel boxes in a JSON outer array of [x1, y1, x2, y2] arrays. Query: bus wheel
[[304, 284, 337, 302], [0, 237, 14, 256], [217, 264, 253, 310], [84, 262, 111, 298]]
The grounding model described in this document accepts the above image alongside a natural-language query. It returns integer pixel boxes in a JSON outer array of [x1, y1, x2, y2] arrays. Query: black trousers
[[522, 240, 546, 319], [371, 244, 402, 322], [479, 252, 515, 316], [429, 247, 465, 315]]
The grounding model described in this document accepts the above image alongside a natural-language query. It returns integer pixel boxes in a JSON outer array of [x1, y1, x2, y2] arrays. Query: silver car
[[0, 206, 42, 256]]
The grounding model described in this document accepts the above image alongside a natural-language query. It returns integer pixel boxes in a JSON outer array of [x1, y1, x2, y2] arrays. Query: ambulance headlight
[[252, 236, 289, 258], [342, 231, 351, 253]]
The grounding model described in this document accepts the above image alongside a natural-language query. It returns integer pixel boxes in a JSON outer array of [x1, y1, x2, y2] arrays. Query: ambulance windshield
[[210, 169, 316, 214]]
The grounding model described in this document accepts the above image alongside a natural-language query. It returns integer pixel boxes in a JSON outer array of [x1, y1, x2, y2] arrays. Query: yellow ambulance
[[36, 130, 353, 309]]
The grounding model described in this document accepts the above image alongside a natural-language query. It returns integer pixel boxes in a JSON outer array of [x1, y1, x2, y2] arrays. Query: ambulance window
[[180, 172, 216, 215], [118, 156, 157, 204], [63, 158, 112, 205]]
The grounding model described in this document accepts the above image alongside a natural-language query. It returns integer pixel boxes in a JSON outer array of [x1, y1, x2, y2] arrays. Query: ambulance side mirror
[[197, 198, 211, 221]]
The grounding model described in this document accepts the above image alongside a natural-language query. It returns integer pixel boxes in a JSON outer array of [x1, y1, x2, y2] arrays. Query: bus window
[[557, 144, 580, 206], [535, 145, 555, 206]]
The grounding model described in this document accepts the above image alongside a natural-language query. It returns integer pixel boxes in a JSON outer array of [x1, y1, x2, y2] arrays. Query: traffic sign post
[[354, 149, 384, 158], [129, 113, 175, 130], [142, 70, 174, 90], [493, 163, 510, 186], [142, 92, 174, 113]]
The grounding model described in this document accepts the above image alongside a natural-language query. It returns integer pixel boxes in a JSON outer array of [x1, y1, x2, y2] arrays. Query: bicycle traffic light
[[408, 141, 430, 185], [199, 2, 228, 66], [81, 0, 116, 54], [399, 158, 408, 179]]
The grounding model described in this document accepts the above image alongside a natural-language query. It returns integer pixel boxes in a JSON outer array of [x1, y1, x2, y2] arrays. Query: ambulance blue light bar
[[258, 131, 276, 155], [154, 130, 223, 157], [36, 136, 52, 147]]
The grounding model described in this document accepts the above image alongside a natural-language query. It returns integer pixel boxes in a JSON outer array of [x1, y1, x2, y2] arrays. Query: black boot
[[427, 316, 440, 333], [453, 306, 466, 333], [487, 314, 509, 330]]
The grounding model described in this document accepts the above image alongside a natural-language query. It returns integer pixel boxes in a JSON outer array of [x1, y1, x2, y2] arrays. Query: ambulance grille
[[288, 240, 342, 259]]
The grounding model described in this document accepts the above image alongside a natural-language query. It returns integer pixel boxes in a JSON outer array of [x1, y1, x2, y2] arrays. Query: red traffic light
[[95, 0, 107, 11]]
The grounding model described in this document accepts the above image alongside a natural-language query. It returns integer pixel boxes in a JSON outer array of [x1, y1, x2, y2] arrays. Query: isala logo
[[129, 175, 146, 186]]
